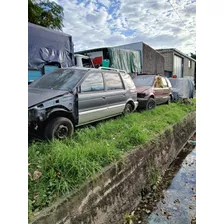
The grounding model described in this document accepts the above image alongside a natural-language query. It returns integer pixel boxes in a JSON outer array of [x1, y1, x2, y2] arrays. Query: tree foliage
[[190, 53, 196, 60], [28, 0, 64, 31]]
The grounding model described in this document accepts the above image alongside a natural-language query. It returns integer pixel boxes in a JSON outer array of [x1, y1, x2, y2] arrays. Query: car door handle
[[102, 96, 106, 99]]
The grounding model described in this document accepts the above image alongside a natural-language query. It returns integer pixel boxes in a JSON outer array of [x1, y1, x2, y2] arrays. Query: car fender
[[46, 107, 72, 118], [125, 98, 138, 110]]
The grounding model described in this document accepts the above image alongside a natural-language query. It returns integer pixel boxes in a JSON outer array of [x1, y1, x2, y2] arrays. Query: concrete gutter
[[30, 112, 196, 224]]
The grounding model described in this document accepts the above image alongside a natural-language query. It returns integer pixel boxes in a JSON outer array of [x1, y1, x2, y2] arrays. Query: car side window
[[154, 76, 164, 88], [81, 72, 104, 92], [161, 77, 168, 87], [120, 72, 136, 90], [104, 72, 124, 90], [166, 78, 172, 88]]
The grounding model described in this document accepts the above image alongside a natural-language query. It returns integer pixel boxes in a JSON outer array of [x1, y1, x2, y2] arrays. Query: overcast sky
[[54, 0, 196, 55]]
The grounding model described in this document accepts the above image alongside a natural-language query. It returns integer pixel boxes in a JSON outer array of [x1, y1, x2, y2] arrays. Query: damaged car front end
[[28, 68, 86, 139], [28, 89, 76, 135], [28, 105, 46, 132]]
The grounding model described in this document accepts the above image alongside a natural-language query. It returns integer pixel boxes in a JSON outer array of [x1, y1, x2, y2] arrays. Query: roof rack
[[98, 67, 126, 73]]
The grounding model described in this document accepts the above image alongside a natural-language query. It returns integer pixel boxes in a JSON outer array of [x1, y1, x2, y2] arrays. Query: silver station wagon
[[28, 67, 138, 139]]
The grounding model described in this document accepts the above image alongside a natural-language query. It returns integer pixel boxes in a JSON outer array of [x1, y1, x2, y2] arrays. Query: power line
[[167, 0, 196, 41]]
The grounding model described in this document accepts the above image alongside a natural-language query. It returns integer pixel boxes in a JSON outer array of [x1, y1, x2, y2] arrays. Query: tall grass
[[28, 101, 196, 218]]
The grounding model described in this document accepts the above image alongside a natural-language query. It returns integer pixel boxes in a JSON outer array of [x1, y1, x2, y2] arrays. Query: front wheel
[[146, 98, 156, 110], [44, 117, 74, 140]]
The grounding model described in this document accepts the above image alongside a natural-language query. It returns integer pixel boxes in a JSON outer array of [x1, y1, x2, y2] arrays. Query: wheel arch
[[126, 100, 135, 110], [149, 94, 154, 98], [45, 109, 76, 128]]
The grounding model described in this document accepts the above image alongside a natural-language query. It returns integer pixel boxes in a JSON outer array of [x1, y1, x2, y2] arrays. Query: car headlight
[[137, 93, 146, 98]]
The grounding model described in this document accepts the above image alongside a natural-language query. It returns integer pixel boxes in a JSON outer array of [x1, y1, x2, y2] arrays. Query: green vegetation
[[150, 167, 160, 187], [123, 213, 136, 224], [28, 101, 196, 218], [28, 0, 64, 31]]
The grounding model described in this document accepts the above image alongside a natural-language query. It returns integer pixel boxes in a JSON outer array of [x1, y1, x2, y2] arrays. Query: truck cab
[[74, 54, 94, 68], [28, 55, 94, 84]]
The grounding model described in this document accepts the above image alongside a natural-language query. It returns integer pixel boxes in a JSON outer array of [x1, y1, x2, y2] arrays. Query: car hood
[[136, 86, 152, 93], [28, 87, 69, 108]]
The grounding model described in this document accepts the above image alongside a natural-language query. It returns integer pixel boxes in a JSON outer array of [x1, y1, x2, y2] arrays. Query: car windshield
[[133, 76, 155, 86], [29, 69, 87, 91]]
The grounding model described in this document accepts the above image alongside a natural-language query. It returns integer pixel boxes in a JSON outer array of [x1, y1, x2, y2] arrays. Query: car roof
[[134, 75, 156, 78], [134, 74, 168, 78], [63, 67, 123, 73], [64, 66, 92, 71]]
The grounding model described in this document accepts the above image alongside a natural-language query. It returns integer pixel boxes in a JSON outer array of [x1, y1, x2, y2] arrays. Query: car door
[[78, 71, 107, 125], [103, 72, 127, 115]]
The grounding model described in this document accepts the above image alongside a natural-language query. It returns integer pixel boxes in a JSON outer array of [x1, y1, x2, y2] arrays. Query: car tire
[[167, 95, 172, 104], [44, 117, 74, 140], [123, 103, 133, 115], [146, 98, 156, 110]]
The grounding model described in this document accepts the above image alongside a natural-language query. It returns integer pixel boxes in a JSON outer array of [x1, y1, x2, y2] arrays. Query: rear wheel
[[146, 98, 156, 110], [167, 95, 172, 104], [123, 103, 133, 115], [44, 117, 74, 140]]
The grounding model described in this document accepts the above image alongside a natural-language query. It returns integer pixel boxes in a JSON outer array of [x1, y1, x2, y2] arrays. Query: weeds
[[28, 101, 196, 218]]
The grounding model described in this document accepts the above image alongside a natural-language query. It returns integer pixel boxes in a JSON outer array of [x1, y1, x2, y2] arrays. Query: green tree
[[190, 53, 196, 60], [28, 0, 64, 31]]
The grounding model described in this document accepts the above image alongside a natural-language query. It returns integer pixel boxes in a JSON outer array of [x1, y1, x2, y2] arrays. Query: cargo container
[[75, 41, 164, 77], [28, 23, 94, 83], [28, 22, 75, 83]]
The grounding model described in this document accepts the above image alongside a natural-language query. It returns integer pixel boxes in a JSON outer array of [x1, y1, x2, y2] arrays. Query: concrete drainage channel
[[30, 112, 196, 224], [125, 133, 196, 224]]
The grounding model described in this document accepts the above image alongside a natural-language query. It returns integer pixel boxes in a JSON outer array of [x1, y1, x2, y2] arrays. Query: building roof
[[156, 48, 196, 62], [75, 42, 144, 54], [75, 41, 155, 54], [75, 47, 108, 54]]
